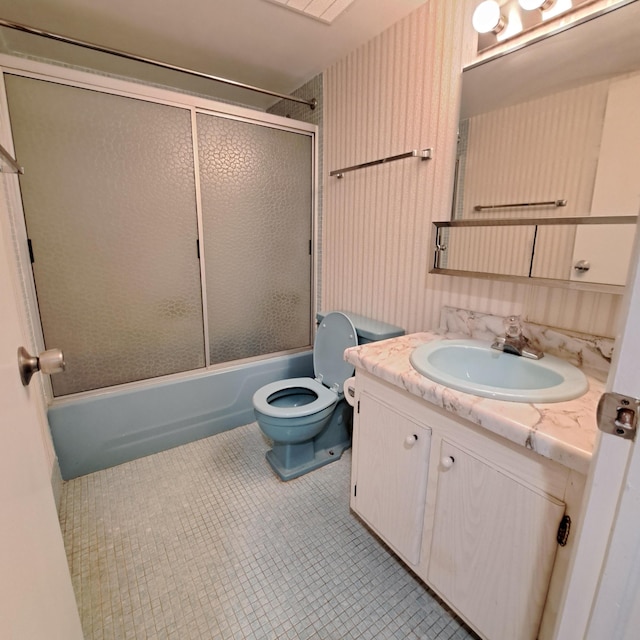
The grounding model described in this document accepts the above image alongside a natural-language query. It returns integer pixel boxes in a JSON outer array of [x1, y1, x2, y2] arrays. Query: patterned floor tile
[[59, 423, 478, 640]]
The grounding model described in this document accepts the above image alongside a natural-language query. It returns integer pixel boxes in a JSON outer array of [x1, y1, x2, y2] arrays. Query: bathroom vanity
[[345, 331, 602, 640]]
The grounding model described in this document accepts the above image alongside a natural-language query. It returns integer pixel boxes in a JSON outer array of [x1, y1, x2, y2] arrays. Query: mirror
[[444, 1, 640, 289]]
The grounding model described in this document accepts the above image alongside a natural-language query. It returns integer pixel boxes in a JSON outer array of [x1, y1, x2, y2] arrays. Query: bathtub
[[49, 351, 313, 479]]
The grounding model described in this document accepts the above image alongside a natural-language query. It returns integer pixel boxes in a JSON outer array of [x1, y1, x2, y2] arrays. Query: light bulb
[[518, 0, 555, 10], [472, 1, 506, 34], [542, 0, 572, 20]]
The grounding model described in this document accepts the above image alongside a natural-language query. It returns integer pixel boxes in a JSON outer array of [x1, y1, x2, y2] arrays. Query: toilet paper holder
[[344, 376, 357, 407], [18, 346, 66, 387]]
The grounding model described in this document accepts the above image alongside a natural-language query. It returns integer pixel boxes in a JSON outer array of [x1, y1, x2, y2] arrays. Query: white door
[[555, 216, 640, 639], [583, 219, 640, 638], [0, 196, 83, 637]]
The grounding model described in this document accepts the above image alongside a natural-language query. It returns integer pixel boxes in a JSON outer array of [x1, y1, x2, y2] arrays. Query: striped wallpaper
[[322, 0, 627, 339]]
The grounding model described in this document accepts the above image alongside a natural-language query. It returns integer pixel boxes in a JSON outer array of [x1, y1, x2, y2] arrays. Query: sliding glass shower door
[[6, 75, 205, 396], [5, 73, 314, 396], [196, 113, 312, 364]]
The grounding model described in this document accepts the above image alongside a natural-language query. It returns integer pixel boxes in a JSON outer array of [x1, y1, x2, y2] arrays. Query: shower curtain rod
[[0, 18, 317, 110]]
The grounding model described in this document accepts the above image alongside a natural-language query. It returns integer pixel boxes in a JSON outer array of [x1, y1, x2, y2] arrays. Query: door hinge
[[27, 238, 34, 264], [597, 392, 638, 441], [357, 400, 360, 414], [353, 484, 357, 497], [196, 238, 200, 260], [557, 515, 571, 547]]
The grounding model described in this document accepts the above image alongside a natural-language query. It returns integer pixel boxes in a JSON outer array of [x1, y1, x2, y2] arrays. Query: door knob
[[18, 346, 65, 386]]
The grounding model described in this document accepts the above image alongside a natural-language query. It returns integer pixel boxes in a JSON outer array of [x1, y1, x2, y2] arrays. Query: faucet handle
[[505, 315, 522, 338]]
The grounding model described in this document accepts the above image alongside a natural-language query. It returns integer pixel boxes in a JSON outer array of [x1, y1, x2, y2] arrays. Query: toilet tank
[[315, 311, 405, 345]]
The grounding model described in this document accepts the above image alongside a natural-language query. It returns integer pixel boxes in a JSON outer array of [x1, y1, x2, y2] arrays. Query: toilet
[[253, 311, 404, 481]]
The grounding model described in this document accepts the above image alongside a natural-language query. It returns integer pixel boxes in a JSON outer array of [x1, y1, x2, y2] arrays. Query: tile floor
[[59, 423, 479, 640]]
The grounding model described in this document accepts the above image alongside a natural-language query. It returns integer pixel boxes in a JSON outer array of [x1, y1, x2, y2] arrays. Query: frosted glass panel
[[197, 113, 312, 364], [6, 75, 205, 395]]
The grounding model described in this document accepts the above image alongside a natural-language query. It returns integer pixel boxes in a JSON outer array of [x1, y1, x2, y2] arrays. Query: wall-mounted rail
[[473, 199, 566, 212], [0, 143, 24, 174], [0, 18, 317, 110], [435, 215, 637, 229], [330, 148, 432, 179]]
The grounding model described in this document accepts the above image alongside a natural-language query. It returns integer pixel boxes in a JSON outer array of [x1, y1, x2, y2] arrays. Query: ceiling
[[0, 0, 428, 109]]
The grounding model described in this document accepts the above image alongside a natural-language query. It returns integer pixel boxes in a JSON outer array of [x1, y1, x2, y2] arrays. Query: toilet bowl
[[253, 311, 358, 481]]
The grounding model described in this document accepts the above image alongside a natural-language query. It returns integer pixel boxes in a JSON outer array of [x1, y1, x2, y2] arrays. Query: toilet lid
[[314, 311, 357, 393]]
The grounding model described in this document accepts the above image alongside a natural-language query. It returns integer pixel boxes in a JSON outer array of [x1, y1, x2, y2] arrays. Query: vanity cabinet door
[[351, 392, 431, 566], [428, 441, 565, 640]]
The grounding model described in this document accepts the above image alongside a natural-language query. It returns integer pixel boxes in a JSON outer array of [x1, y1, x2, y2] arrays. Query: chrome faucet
[[491, 315, 543, 360]]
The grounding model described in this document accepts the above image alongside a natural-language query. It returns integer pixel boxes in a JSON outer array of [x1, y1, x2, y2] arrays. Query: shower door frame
[[0, 54, 319, 401]]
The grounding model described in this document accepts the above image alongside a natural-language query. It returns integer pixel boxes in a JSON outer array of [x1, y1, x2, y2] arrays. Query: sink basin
[[409, 339, 588, 403]]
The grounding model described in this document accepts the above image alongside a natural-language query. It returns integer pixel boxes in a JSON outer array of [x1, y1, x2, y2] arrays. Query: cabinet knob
[[405, 434, 418, 447], [574, 259, 591, 273], [441, 455, 455, 469]]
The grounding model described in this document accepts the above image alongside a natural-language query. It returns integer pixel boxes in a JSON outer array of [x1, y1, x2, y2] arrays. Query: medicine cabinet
[[440, 2, 640, 291]]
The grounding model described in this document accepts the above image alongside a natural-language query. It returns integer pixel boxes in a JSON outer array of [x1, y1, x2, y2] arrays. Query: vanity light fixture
[[517, 0, 556, 10], [541, 0, 574, 20], [473, 0, 587, 52], [472, 1, 507, 35]]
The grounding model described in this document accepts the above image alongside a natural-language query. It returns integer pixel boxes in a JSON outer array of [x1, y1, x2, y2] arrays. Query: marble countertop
[[345, 331, 603, 475]]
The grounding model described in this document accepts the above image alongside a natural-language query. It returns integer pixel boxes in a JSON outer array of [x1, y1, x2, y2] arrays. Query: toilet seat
[[252, 377, 338, 419], [314, 312, 357, 394], [253, 312, 358, 420]]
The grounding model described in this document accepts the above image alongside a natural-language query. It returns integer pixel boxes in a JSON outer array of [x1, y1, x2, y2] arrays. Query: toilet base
[[265, 440, 350, 482], [264, 399, 353, 481]]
